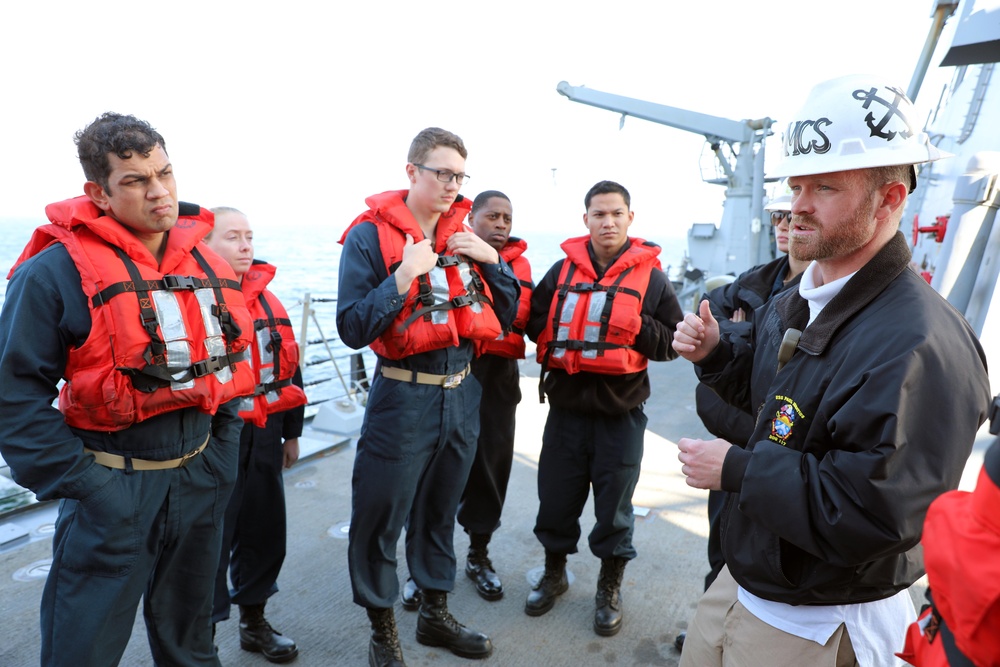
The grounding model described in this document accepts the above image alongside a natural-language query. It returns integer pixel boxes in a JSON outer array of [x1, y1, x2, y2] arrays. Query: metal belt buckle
[[442, 372, 464, 389], [177, 448, 200, 467]]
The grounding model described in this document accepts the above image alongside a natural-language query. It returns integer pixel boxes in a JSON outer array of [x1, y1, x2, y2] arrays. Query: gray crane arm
[[556, 81, 752, 144]]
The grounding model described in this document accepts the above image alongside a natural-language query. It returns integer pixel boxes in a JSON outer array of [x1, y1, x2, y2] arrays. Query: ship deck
[[0, 357, 992, 666]]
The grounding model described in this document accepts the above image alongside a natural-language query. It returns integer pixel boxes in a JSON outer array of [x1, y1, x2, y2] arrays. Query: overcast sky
[[0, 0, 959, 245]]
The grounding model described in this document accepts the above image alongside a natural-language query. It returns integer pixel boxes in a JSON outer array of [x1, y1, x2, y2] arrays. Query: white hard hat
[[770, 74, 952, 179], [764, 181, 792, 211], [704, 275, 736, 292], [764, 194, 792, 212]]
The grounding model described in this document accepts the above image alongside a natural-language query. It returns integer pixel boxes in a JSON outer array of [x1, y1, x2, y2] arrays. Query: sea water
[[0, 216, 687, 402], [0, 215, 686, 509], [0, 216, 687, 346]]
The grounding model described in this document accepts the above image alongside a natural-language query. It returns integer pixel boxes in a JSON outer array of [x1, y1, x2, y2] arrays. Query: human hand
[[676, 437, 731, 490], [731, 308, 746, 323], [283, 438, 300, 469], [672, 299, 721, 363], [446, 231, 500, 264], [396, 234, 438, 293]]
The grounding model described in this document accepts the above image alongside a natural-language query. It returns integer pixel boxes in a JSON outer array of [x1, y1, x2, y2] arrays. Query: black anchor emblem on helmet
[[852, 86, 914, 142]]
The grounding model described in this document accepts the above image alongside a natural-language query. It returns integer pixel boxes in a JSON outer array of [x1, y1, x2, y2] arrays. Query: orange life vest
[[536, 236, 660, 376], [475, 238, 532, 359], [898, 457, 1000, 666], [237, 261, 308, 428], [341, 190, 502, 360], [13, 196, 255, 431]]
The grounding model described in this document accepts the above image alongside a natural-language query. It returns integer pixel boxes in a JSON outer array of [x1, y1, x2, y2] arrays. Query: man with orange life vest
[[205, 207, 306, 664], [524, 180, 684, 637], [400, 190, 532, 609], [0, 113, 255, 667], [337, 128, 519, 667], [459, 190, 532, 600]]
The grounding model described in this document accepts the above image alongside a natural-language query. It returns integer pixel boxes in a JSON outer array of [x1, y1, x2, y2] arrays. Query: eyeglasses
[[770, 211, 792, 225], [413, 164, 470, 185]]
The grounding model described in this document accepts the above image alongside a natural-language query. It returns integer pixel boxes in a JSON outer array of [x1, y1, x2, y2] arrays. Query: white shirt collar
[[798, 262, 858, 326]]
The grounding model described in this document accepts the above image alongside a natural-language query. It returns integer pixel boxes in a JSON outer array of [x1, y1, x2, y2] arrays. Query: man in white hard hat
[[672, 75, 991, 665]]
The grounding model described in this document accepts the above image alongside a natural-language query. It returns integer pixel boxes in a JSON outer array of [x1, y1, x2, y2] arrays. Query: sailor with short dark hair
[[0, 112, 255, 667], [524, 179, 684, 637]]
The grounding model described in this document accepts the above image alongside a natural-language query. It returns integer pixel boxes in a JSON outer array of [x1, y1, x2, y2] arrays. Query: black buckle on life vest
[[163, 275, 199, 291], [436, 255, 461, 267], [267, 328, 283, 353], [191, 356, 227, 378], [450, 295, 474, 308], [417, 276, 435, 308]]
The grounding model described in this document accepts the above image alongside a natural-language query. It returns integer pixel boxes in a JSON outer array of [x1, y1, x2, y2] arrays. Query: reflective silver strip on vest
[[583, 291, 607, 359], [151, 288, 234, 392], [428, 266, 451, 325], [457, 261, 484, 313], [553, 292, 579, 359], [257, 326, 280, 405], [195, 288, 235, 385], [152, 290, 194, 390]]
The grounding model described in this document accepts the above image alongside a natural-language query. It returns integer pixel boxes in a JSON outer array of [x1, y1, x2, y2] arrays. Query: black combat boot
[[367, 607, 406, 667], [465, 534, 503, 601], [239, 603, 299, 663], [400, 577, 422, 611], [415, 590, 493, 659], [593, 556, 628, 637], [524, 550, 568, 616]]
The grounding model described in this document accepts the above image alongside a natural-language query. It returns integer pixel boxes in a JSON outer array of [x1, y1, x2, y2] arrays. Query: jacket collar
[[775, 231, 913, 355]]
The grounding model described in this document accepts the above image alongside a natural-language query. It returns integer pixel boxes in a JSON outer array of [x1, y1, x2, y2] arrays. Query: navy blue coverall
[[337, 219, 519, 609], [212, 368, 305, 622], [526, 240, 683, 561], [0, 243, 243, 667]]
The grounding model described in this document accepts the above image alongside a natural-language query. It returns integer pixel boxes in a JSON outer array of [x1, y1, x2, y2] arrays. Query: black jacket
[[698, 232, 990, 605], [696, 255, 801, 443]]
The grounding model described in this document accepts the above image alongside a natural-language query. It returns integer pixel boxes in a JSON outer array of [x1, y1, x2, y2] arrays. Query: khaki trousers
[[680, 566, 859, 667]]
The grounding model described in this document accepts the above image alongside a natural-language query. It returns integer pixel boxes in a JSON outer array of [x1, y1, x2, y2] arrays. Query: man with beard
[[671, 75, 991, 665]]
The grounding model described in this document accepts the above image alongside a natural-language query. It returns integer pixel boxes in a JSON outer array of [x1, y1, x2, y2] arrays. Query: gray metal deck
[[0, 357, 990, 666]]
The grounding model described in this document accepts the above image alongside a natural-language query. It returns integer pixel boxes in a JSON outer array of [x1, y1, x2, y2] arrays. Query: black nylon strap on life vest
[[109, 246, 169, 366], [254, 375, 294, 397], [546, 266, 638, 358], [539, 263, 578, 403], [400, 290, 495, 329], [400, 257, 494, 330], [103, 246, 245, 393], [191, 247, 243, 345], [594, 266, 634, 357], [91, 271, 241, 307], [256, 292, 285, 394], [122, 349, 249, 392], [416, 274, 435, 311], [519, 278, 534, 289]]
